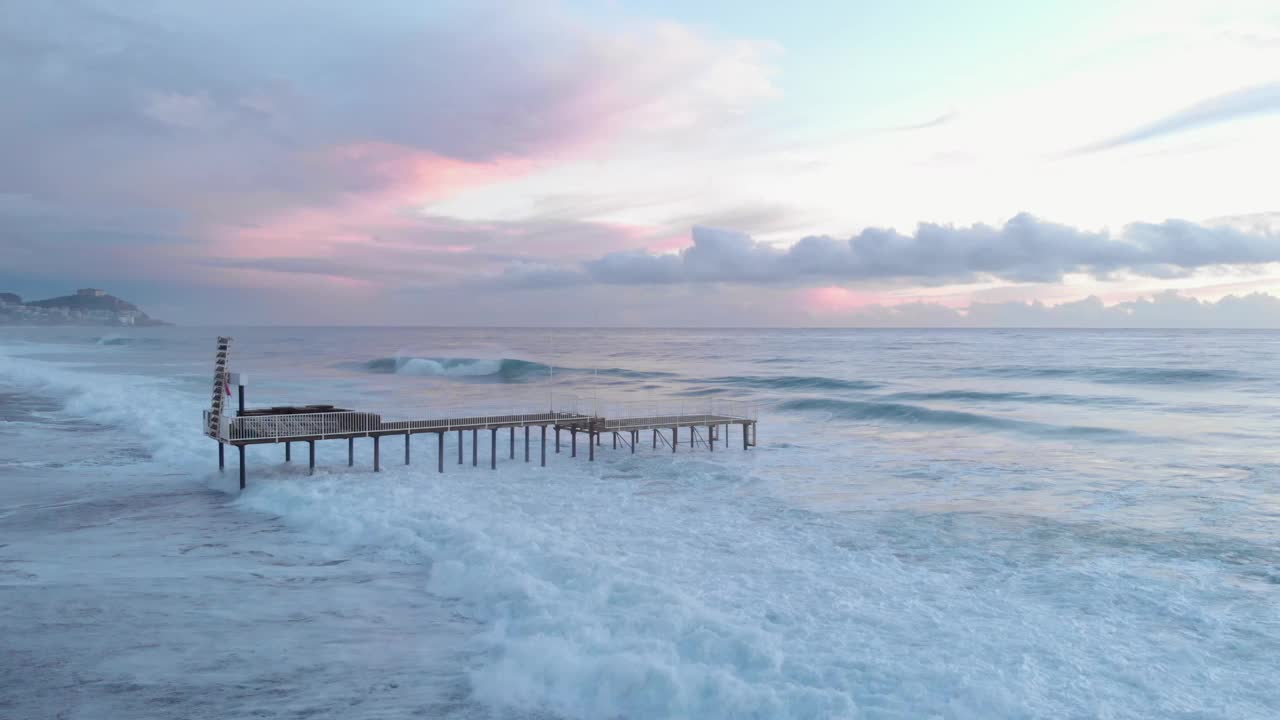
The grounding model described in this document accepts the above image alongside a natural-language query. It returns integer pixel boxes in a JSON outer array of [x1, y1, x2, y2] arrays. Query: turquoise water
[[2, 327, 1278, 718]]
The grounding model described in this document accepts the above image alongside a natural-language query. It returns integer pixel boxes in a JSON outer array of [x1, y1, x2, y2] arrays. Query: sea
[[1, 326, 1278, 719]]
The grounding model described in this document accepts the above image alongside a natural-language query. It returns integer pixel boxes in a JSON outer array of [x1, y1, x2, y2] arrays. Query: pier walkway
[[204, 337, 758, 489]]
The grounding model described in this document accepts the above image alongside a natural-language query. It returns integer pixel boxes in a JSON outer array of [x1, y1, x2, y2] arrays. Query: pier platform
[[203, 337, 757, 489]]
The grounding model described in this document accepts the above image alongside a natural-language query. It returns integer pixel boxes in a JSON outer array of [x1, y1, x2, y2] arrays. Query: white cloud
[[579, 215, 1280, 286]]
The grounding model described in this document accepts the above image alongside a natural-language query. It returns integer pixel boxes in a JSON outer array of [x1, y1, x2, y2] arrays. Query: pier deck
[[204, 337, 758, 489]]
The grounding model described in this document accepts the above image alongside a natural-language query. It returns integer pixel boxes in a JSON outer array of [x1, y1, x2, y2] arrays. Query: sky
[[2, 0, 1279, 326]]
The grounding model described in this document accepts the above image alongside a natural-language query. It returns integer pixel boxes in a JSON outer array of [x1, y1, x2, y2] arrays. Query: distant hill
[[0, 289, 168, 326], [26, 292, 141, 313]]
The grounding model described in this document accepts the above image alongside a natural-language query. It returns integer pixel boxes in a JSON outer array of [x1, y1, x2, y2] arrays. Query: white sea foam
[[3, 328, 1279, 719], [397, 357, 504, 376], [238, 454, 1279, 719]]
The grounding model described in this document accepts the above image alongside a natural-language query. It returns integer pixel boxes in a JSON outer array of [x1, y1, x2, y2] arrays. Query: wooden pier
[[204, 337, 757, 489]]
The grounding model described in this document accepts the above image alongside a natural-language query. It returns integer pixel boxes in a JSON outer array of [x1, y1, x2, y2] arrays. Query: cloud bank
[[573, 214, 1280, 287], [835, 291, 1280, 329]]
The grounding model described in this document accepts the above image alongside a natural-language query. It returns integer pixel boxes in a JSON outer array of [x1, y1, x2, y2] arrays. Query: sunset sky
[[2, 0, 1279, 325]]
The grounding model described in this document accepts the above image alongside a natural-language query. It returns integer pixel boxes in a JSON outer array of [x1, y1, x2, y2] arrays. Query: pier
[[204, 337, 758, 489]]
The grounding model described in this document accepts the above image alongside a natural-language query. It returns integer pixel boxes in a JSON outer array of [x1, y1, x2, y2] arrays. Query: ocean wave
[[0, 351, 206, 463], [360, 357, 676, 382], [966, 366, 1251, 385], [887, 389, 1141, 407], [596, 367, 679, 379], [778, 397, 1135, 439], [363, 356, 546, 381], [699, 375, 881, 392], [93, 335, 161, 346]]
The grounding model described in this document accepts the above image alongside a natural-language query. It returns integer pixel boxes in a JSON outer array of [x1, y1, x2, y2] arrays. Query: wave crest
[[968, 366, 1250, 385], [779, 398, 1134, 439], [363, 357, 545, 381], [701, 375, 880, 392]]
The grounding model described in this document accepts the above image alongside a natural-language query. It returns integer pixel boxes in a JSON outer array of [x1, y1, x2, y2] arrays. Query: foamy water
[[2, 327, 1279, 719]]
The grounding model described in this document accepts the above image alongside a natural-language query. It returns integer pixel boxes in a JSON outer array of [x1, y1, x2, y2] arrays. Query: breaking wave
[[363, 357, 546, 381], [360, 357, 676, 382], [93, 335, 161, 346]]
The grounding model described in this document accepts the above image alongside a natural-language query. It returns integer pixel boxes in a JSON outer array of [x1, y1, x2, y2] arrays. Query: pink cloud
[[800, 286, 885, 314], [210, 143, 533, 259]]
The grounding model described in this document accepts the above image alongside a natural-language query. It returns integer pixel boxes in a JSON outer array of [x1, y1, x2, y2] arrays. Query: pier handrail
[[204, 397, 757, 443]]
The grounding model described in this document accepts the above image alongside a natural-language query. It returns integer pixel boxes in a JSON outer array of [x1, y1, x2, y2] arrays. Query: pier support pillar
[[612, 432, 617, 450], [510, 427, 515, 459], [348, 437, 354, 466], [708, 426, 713, 452], [457, 430, 463, 465], [218, 442, 224, 471], [472, 429, 478, 467], [571, 430, 577, 458], [374, 436, 380, 472], [540, 425, 547, 467], [238, 445, 246, 490], [524, 426, 530, 462], [491, 428, 497, 470], [631, 430, 636, 454], [589, 432, 595, 462], [438, 432, 444, 473], [653, 429, 657, 449], [405, 432, 411, 465], [691, 427, 694, 449], [556, 427, 561, 453], [743, 423, 749, 450], [672, 427, 677, 453], [308, 440, 316, 474], [285, 441, 291, 462]]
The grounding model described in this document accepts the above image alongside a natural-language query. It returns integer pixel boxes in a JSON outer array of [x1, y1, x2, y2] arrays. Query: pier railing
[[205, 409, 591, 442], [204, 398, 756, 443]]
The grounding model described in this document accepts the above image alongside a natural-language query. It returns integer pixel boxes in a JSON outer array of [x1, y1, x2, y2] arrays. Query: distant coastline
[[0, 288, 168, 327]]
